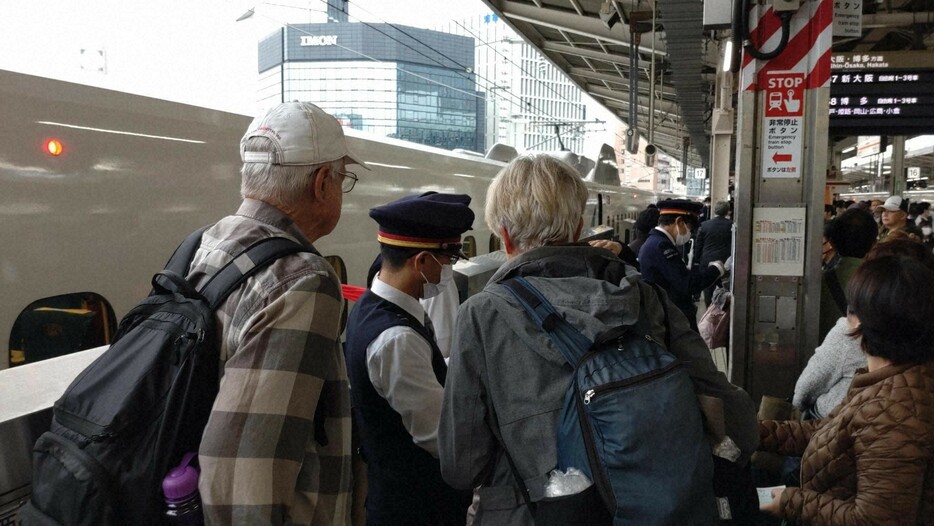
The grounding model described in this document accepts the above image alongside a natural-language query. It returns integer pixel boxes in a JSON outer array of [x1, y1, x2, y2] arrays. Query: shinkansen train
[[0, 68, 666, 372]]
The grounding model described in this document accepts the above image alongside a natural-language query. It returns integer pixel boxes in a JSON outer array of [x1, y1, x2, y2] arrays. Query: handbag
[[699, 287, 731, 349]]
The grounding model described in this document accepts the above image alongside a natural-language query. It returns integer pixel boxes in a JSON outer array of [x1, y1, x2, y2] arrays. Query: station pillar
[[729, 0, 833, 402], [710, 45, 734, 204]]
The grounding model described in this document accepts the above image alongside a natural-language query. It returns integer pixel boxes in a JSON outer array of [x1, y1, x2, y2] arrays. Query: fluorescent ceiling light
[[722, 40, 733, 72]]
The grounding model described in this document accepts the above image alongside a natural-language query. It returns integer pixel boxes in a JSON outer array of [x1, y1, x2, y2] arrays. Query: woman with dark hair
[[759, 255, 934, 523], [627, 205, 660, 256]]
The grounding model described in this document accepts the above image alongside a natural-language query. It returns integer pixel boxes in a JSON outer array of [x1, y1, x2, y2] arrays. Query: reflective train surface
[[0, 68, 664, 372]]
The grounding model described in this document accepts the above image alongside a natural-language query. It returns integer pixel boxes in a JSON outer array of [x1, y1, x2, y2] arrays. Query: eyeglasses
[[336, 170, 358, 193], [431, 252, 461, 265]]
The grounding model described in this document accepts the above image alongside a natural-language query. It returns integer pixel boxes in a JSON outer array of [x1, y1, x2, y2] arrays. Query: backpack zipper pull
[[584, 389, 595, 404]]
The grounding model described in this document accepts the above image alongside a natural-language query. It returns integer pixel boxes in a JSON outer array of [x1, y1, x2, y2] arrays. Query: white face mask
[[923, 226, 932, 236], [674, 223, 691, 247], [420, 254, 453, 299]]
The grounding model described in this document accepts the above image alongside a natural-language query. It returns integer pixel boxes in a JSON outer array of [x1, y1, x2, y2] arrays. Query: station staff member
[[639, 199, 728, 330], [344, 192, 474, 525]]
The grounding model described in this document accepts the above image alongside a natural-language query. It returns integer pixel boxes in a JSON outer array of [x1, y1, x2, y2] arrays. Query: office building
[[257, 22, 485, 152]]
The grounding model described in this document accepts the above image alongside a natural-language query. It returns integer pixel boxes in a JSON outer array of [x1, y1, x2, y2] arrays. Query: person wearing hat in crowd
[[344, 192, 474, 525], [877, 195, 923, 242], [639, 199, 729, 331], [191, 101, 368, 525]]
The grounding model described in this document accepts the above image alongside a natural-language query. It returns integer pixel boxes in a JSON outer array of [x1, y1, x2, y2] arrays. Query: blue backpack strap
[[501, 276, 593, 367]]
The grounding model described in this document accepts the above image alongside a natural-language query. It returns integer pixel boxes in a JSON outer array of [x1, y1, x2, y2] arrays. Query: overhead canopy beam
[[588, 84, 679, 115], [498, 0, 667, 56], [542, 41, 633, 67], [570, 67, 679, 97]]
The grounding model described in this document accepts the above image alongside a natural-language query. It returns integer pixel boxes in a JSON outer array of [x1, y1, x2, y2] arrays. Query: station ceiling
[[481, 0, 934, 171]]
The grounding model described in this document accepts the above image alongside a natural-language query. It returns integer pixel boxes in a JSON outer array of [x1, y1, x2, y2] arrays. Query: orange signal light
[[46, 139, 64, 156]]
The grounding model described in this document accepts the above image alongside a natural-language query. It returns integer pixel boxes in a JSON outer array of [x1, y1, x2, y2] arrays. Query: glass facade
[[257, 23, 484, 152], [396, 63, 481, 151]]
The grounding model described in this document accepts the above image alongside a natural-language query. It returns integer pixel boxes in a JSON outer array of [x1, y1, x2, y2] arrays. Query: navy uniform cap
[[370, 192, 475, 257], [657, 198, 703, 217]]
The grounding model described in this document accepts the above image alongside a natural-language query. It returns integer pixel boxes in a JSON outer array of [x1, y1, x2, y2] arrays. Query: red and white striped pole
[[729, 0, 834, 399], [742, 0, 833, 92]]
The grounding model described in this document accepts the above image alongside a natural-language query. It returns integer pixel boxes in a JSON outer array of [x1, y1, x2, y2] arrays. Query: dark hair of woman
[[865, 238, 934, 270], [634, 206, 661, 237], [847, 256, 934, 364]]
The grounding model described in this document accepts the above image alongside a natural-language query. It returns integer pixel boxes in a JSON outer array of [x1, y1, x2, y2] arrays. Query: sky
[[0, 0, 622, 153]]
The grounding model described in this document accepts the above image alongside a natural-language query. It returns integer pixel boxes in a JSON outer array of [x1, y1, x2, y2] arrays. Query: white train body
[[0, 69, 660, 369]]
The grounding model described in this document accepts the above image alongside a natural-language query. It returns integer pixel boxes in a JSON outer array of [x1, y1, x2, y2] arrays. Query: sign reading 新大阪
[[761, 72, 805, 180]]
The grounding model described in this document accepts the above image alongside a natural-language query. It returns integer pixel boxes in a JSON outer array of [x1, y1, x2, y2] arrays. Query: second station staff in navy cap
[[639, 199, 730, 331], [344, 192, 474, 525]]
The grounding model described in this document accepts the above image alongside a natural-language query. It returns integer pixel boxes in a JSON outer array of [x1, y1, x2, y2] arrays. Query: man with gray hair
[[189, 102, 368, 525], [439, 155, 757, 524]]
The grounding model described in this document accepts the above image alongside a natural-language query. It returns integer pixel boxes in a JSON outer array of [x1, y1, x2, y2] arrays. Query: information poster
[[752, 208, 807, 276]]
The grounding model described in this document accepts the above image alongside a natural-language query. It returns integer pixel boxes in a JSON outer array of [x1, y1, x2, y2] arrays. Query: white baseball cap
[[240, 101, 370, 170], [878, 195, 907, 212]]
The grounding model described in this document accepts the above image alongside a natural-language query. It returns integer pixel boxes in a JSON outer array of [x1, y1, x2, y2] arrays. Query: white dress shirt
[[367, 275, 445, 457]]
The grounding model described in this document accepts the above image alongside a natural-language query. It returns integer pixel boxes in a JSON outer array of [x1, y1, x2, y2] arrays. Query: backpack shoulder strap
[[163, 225, 212, 276], [646, 281, 672, 349], [823, 268, 848, 315], [501, 276, 592, 366], [199, 237, 307, 310]]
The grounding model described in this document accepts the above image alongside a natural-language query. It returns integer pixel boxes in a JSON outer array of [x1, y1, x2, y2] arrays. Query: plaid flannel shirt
[[189, 199, 352, 525]]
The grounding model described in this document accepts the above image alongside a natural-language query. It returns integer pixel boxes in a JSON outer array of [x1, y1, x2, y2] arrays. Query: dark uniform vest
[[639, 228, 720, 330], [344, 290, 470, 526]]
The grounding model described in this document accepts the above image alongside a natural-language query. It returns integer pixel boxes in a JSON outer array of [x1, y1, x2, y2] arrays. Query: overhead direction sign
[[830, 52, 934, 135], [761, 71, 805, 179]]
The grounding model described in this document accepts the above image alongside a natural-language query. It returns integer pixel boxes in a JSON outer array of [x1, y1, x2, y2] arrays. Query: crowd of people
[[169, 102, 932, 525]]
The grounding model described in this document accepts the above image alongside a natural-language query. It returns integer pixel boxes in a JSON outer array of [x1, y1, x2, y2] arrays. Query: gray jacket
[[792, 316, 866, 419], [438, 246, 758, 525]]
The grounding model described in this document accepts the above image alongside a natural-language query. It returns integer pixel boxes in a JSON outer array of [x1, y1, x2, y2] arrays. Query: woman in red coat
[[759, 254, 934, 524]]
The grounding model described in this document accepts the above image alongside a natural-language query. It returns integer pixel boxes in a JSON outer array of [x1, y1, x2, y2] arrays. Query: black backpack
[[500, 277, 716, 525], [19, 227, 305, 526]]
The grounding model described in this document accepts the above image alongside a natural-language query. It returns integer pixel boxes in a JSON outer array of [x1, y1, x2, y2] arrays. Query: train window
[[462, 235, 477, 258], [324, 255, 350, 332], [8, 292, 117, 367], [489, 234, 502, 252]]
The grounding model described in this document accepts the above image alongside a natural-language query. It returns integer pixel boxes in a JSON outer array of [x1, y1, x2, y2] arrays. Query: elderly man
[[191, 102, 366, 525], [344, 192, 474, 525], [439, 155, 758, 525], [878, 195, 922, 242]]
